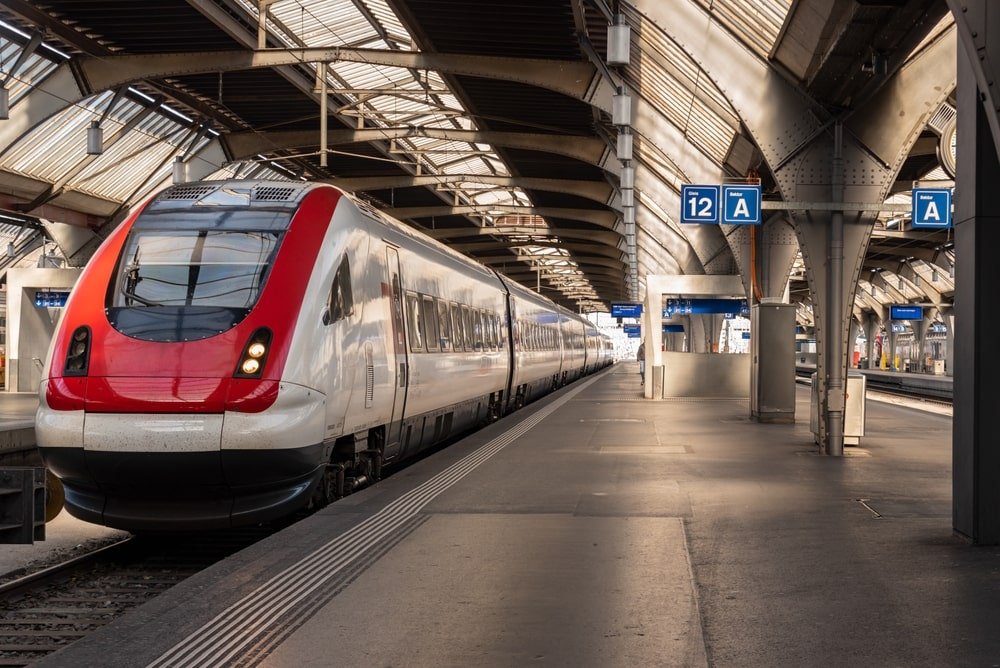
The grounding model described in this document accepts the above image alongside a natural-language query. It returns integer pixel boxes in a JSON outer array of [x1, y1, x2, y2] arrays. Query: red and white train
[[36, 180, 612, 530]]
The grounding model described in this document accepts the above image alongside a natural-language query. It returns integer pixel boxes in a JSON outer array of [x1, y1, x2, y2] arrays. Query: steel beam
[[423, 226, 622, 247], [386, 205, 617, 229], [72, 48, 615, 115], [221, 128, 614, 173], [329, 174, 614, 204], [453, 239, 625, 261]]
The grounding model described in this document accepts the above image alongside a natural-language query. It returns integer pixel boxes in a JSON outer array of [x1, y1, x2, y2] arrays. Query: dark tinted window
[[108, 228, 281, 342]]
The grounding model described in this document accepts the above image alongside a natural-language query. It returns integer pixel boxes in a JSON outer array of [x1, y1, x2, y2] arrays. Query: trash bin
[[810, 372, 866, 446]]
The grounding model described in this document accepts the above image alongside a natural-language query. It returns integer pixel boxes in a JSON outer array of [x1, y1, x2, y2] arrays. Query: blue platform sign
[[663, 299, 748, 316], [890, 304, 924, 320], [663, 324, 684, 333], [741, 331, 751, 340], [722, 185, 762, 225], [611, 302, 643, 318], [680, 185, 720, 224], [623, 324, 642, 338], [34, 291, 70, 307], [911, 188, 952, 229]]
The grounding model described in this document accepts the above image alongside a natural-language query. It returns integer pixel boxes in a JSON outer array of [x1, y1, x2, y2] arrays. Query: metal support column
[[954, 43, 1000, 544], [944, 311, 954, 377], [826, 122, 845, 456], [864, 313, 880, 370]]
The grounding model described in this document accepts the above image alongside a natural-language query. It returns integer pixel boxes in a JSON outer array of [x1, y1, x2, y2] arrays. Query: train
[[35, 180, 613, 531]]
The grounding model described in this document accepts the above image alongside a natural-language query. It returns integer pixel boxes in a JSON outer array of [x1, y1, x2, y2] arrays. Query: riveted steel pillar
[[863, 313, 880, 370], [953, 38, 1000, 544], [943, 310, 954, 377]]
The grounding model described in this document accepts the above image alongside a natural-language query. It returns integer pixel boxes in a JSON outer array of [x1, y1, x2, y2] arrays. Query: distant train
[[36, 180, 613, 530]]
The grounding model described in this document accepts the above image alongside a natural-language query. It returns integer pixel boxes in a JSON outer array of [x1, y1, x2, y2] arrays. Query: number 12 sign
[[680, 185, 720, 224]]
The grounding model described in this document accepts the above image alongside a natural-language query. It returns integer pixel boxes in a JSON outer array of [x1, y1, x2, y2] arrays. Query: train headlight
[[64, 326, 92, 376], [235, 328, 272, 379]]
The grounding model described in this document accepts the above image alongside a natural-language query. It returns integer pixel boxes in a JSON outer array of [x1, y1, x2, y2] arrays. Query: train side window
[[324, 256, 354, 325], [473, 311, 484, 351], [422, 296, 439, 351], [406, 292, 424, 351], [451, 303, 465, 350], [484, 311, 496, 350], [497, 315, 506, 348], [462, 306, 474, 351], [437, 299, 452, 351]]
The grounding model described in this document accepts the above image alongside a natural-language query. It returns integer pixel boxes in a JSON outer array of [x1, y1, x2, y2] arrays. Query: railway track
[[795, 368, 952, 404], [0, 528, 275, 667]]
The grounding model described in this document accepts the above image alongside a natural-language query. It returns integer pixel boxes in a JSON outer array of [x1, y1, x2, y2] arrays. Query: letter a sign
[[912, 188, 952, 229]]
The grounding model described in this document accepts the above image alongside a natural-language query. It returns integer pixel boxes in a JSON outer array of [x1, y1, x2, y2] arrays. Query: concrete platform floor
[[35, 363, 1000, 667]]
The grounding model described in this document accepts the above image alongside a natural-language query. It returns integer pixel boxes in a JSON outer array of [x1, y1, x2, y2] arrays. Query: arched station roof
[[0, 0, 955, 319]]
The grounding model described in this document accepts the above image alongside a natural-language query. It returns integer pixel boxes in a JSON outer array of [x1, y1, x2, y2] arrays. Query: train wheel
[[45, 470, 65, 522]]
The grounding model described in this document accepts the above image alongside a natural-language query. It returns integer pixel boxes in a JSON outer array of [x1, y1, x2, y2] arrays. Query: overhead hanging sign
[[680, 184, 761, 225], [722, 185, 762, 225], [911, 188, 952, 229], [663, 299, 749, 316], [680, 185, 720, 224], [663, 324, 684, 333], [611, 302, 643, 318], [623, 324, 642, 338], [890, 304, 924, 320]]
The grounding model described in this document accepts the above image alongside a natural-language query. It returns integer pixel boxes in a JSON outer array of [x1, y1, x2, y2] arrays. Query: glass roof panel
[[0, 28, 61, 106], [690, 0, 793, 59], [623, 6, 739, 170]]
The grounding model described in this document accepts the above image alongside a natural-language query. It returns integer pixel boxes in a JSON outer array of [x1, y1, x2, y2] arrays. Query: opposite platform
[[36, 363, 1000, 667]]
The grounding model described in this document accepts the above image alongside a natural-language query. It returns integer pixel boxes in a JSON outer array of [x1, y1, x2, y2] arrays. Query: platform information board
[[890, 304, 923, 320], [611, 302, 643, 318], [663, 298, 748, 316], [623, 324, 642, 338], [663, 324, 684, 333], [34, 291, 70, 307]]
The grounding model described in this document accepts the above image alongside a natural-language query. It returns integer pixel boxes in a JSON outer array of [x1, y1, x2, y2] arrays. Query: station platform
[[33, 363, 1000, 667], [0, 392, 38, 465]]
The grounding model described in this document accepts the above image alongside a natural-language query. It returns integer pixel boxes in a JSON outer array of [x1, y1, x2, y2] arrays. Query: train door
[[503, 290, 516, 412], [384, 246, 409, 461]]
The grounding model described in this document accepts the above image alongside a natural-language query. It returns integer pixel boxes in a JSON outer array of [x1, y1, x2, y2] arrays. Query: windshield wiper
[[119, 285, 162, 307], [120, 265, 163, 306]]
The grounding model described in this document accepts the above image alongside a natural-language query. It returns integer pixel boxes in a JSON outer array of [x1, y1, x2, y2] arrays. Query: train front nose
[[81, 412, 232, 529], [38, 379, 328, 531]]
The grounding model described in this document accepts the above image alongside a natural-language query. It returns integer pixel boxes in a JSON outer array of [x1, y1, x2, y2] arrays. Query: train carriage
[[36, 180, 611, 531]]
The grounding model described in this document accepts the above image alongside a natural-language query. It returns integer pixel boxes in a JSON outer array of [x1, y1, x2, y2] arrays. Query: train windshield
[[108, 229, 282, 342]]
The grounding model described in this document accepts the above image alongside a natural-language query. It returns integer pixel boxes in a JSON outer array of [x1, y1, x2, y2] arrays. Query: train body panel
[[558, 310, 587, 382], [36, 179, 611, 530], [504, 279, 563, 407]]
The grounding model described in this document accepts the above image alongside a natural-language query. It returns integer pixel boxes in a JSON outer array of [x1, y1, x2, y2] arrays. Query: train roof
[[147, 180, 315, 213]]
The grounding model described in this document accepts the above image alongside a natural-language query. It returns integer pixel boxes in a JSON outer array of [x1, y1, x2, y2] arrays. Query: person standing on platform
[[637, 340, 645, 384]]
